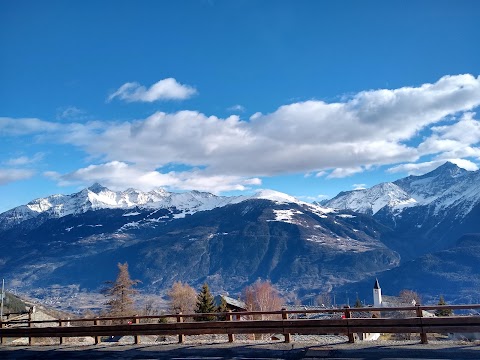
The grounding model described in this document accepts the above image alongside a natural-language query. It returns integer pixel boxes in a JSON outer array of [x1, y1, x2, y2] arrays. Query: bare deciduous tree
[[242, 280, 283, 319], [399, 289, 422, 305], [315, 292, 332, 307], [242, 280, 284, 340], [167, 281, 197, 314], [103, 262, 141, 318]]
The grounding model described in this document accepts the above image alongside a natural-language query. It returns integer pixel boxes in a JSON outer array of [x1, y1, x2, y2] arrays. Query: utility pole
[[1, 279, 4, 321]]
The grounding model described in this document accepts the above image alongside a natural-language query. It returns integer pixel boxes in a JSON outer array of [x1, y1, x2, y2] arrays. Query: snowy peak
[[0, 185, 331, 231], [325, 182, 416, 215], [87, 183, 110, 194], [394, 162, 467, 198], [251, 189, 301, 204], [326, 162, 480, 218]]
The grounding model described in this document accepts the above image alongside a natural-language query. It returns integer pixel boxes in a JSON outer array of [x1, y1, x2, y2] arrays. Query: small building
[[214, 295, 247, 311]]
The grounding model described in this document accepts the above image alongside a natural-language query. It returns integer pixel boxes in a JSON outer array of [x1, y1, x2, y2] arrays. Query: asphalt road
[[1, 341, 480, 359]]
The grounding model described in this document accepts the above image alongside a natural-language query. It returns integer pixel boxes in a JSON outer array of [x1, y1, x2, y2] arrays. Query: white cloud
[[418, 112, 480, 157], [0, 169, 35, 185], [328, 167, 364, 179], [297, 194, 330, 201], [5, 153, 44, 166], [315, 171, 327, 178], [353, 183, 367, 190], [5, 73, 480, 191], [0, 117, 60, 135], [107, 78, 197, 103], [227, 104, 246, 112], [56, 106, 86, 120], [387, 158, 479, 175], [45, 161, 261, 194]]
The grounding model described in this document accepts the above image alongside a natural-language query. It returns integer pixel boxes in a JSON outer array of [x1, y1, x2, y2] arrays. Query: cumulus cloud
[[5, 73, 480, 191], [44, 161, 261, 194], [83, 74, 480, 178], [0, 169, 35, 185], [107, 78, 197, 102]]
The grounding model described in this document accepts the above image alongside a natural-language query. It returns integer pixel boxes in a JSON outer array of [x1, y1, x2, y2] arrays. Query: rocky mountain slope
[[0, 188, 399, 312], [324, 162, 480, 257], [336, 234, 480, 305], [2, 162, 479, 310]]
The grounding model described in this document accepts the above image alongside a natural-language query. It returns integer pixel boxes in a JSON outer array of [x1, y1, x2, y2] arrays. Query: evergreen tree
[[103, 262, 141, 317], [354, 297, 362, 308], [195, 283, 216, 321], [435, 295, 453, 316], [216, 296, 229, 321]]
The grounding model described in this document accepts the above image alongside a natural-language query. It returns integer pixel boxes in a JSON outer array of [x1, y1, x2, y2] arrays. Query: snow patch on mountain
[[268, 209, 304, 225]]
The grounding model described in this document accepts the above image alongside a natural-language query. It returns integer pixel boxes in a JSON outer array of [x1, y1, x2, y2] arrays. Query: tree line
[[100, 262, 453, 319], [101, 262, 283, 319]]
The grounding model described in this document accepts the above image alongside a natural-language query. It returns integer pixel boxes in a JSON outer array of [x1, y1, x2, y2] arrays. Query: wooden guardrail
[[1, 304, 480, 346]]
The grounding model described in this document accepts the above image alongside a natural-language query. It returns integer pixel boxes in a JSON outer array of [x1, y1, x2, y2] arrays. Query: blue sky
[[1, 0, 480, 212]]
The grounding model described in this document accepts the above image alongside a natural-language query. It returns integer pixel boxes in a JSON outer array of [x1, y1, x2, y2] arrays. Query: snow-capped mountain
[[324, 182, 417, 215], [324, 162, 480, 256], [325, 162, 480, 217], [0, 184, 327, 231], [0, 185, 397, 311], [2, 163, 480, 310]]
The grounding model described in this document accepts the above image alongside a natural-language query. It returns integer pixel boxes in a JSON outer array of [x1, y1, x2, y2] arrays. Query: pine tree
[[354, 297, 362, 308], [103, 262, 141, 317], [216, 296, 229, 321], [195, 283, 216, 321], [435, 295, 453, 316]]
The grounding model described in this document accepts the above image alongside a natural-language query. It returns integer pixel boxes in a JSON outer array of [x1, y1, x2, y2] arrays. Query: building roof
[[215, 295, 247, 310], [373, 278, 381, 289]]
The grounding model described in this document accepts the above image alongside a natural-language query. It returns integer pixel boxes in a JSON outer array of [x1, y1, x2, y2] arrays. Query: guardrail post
[[281, 308, 291, 343], [134, 315, 140, 344], [94, 317, 101, 345], [344, 306, 355, 343], [416, 305, 428, 344], [59, 320, 64, 345], [177, 312, 184, 343], [227, 310, 235, 343], [28, 308, 33, 346]]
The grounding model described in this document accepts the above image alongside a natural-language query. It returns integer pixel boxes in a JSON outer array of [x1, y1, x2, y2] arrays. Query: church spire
[[373, 278, 382, 307]]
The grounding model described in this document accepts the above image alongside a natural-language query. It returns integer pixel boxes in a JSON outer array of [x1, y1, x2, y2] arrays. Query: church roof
[[373, 278, 381, 289]]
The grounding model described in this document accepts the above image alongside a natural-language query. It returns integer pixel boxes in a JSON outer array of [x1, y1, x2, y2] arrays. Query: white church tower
[[373, 278, 382, 307]]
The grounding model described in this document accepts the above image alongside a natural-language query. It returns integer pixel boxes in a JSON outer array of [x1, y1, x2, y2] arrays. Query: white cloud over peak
[[387, 158, 479, 175], [45, 161, 261, 194], [327, 166, 364, 179], [107, 78, 197, 102], [353, 183, 367, 190]]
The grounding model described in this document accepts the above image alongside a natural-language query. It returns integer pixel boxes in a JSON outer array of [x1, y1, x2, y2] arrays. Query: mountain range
[[324, 162, 480, 258], [1, 162, 479, 311]]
